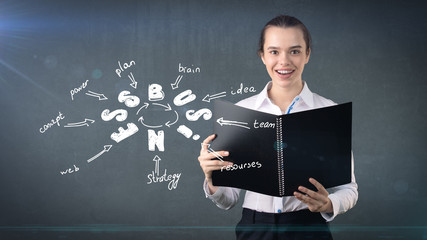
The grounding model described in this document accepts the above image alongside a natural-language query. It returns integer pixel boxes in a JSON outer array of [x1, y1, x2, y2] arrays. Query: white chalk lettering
[[110, 123, 139, 143], [148, 130, 165, 152], [118, 90, 140, 108], [116, 60, 135, 78], [60, 165, 80, 175], [101, 109, 128, 122], [173, 89, 196, 106], [178, 63, 200, 73], [39, 112, 65, 134], [221, 161, 262, 172], [253, 119, 275, 129], [147, 169, 181, 190], [70, 79, 89, 100], [148, 84, 165, 101], [185, 108, 212, 121], [230, 83, 256, 95]]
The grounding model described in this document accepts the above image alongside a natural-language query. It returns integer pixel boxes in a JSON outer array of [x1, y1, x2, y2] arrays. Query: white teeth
[[277, 70, 293, 74]]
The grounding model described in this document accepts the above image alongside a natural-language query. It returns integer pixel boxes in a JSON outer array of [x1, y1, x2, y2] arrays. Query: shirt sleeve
[[203, 179, 241, 210], [321, 151, 359, 222]]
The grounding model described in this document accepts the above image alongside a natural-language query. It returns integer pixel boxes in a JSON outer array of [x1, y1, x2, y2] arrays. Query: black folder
[[211, 100, 352, 197]]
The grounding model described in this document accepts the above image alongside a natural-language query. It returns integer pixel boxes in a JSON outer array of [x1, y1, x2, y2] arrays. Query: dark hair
[[257, 15, 312, 57]]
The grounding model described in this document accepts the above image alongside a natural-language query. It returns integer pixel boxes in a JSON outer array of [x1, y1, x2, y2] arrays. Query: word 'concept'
[[39, 112, 65, 134]]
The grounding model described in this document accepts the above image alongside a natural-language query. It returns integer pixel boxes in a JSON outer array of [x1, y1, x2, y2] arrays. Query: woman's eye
[[290, 50, 301, 55], [270, 50, 279, 55]]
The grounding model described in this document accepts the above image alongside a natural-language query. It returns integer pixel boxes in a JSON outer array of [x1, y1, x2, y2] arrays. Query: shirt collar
[[254, 81, 315, 109]]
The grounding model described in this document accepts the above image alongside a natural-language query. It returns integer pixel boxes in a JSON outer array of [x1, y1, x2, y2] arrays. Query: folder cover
[[211, 100, 352, 197]]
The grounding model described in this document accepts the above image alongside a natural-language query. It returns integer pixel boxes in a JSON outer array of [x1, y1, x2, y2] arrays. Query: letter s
[[118, 90, 140, 108], [101, 109, 128, 122], [185, 108, 212, 121]]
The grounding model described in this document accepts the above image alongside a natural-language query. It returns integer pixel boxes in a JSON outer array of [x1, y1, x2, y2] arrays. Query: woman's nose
[[279, 53, 290, 66]]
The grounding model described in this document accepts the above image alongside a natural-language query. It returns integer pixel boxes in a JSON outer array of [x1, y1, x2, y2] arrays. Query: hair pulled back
[[257, 15, 312, 57]]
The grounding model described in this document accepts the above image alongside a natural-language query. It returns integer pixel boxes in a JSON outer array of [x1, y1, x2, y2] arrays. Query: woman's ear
[[260, 52, 266, 65], [305, 49, 311, 64]]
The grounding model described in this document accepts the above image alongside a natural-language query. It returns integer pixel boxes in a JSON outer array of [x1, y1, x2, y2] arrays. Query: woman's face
[[261, 26, 310, 90]]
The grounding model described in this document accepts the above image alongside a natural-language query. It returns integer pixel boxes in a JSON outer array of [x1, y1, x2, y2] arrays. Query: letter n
[[148, 130, 165, 152]]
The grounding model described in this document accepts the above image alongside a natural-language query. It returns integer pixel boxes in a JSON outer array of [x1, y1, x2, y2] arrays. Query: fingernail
[[224, 151, 229, 156]]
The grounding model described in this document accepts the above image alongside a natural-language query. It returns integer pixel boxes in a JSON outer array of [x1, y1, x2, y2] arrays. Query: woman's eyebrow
[[266, 45, 303, 50]]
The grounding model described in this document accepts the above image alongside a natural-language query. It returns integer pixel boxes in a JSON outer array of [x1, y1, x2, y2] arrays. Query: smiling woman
[[198, 15, 358, 240]]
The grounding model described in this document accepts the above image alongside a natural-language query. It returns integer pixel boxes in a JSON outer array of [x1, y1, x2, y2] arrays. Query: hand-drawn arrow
[[128, 72, 138, 89], [136, 102, 150, 115], [201, 143, 224, 162], [85, 90, 108, 100], [165, 110, 179, 128], [152, 102, 172, 111], [64, 118, 95, 128], [138, 116, 163, 128], [202, 92, 227, 102], [216, 117, 250, 130], [153, 155, 161, 176], [171, 75, 183, 90], [87, 145, 112, 163]]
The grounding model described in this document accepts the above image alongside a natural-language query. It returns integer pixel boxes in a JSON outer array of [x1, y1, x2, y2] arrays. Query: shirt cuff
[[203, 179, 225, 201], [320, 194, 340, 222]]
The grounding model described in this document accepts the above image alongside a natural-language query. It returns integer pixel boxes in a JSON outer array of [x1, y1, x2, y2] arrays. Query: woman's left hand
[[293, 178, 333, 213]]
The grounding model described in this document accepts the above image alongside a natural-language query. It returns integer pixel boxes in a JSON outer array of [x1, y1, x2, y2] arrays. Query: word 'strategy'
[[147, 156, 181, 190]]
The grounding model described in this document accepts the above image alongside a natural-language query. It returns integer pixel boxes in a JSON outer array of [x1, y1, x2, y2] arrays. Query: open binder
[[211, 100, 352, 197]]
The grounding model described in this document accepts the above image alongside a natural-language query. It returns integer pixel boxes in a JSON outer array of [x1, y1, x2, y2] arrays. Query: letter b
[[148, 84, 165, 101]]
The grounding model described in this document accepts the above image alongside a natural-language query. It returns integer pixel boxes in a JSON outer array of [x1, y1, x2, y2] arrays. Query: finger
[[309, 178, 328, 195], [199, 150, 229, 162], [297, 186, 322, 200], [200, 134, 216, 154], [208, 150, 229, 161], [201, 160, 233, 172], [293, 191, 313, 204]]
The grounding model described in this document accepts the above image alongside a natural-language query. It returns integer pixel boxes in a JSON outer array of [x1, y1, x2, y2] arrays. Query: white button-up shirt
[[204, 81, 358, 222]]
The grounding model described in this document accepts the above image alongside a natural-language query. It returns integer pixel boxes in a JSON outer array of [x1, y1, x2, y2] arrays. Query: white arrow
[[216, 117, 250, 130], [85, 90, 108, 100], [171, 75, 183, 90], [153, 155, 161, 176], [138, 116, 163, 128], [202, 92, 227, 102], [201, 143, 224, 162], [87, 145, 112, 163], [165, 110, 179, 128], [152, 102, 172, 111], [64, 118, 95, 128], [128, 72, 138, 89], [136, 102, 150, 115]]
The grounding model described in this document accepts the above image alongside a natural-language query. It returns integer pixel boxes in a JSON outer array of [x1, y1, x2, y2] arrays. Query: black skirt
[[236, 208, 333, 240]]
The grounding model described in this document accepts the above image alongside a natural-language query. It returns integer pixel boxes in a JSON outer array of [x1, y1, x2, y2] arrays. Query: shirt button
[[277, 209, 282, 213]]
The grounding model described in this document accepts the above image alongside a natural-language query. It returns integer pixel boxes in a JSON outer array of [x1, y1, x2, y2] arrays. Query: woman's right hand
[[198, 134, 232, 194]]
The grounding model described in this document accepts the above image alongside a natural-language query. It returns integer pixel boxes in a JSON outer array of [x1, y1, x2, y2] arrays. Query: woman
[[198, 15, 358, 240]]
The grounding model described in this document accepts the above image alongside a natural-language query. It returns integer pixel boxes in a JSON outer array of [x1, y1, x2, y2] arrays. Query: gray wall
[[1, 0, 426, 239]]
